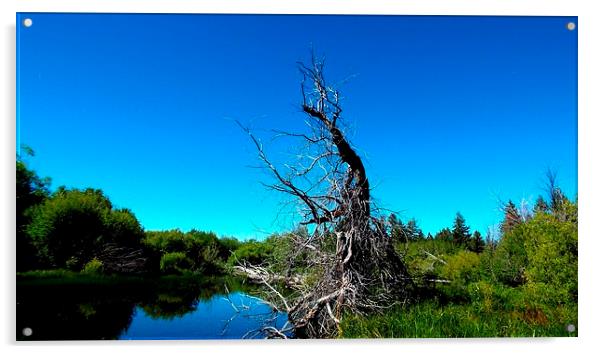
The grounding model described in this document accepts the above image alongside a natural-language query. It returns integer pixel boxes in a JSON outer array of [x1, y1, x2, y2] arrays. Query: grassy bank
[[341, 297, 577, 338]]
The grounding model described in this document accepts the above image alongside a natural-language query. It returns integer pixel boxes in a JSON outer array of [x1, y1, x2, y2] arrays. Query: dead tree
[[96, 243, 147, 274], [239, 56, 414, 338]]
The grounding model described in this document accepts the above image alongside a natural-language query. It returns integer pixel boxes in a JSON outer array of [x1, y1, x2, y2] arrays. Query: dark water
[[17, 276, 290, 340]]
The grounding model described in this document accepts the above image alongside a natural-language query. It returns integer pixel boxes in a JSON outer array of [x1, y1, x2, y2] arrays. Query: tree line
[[17, 148, 251, 276], [388, 212, 486, 253]]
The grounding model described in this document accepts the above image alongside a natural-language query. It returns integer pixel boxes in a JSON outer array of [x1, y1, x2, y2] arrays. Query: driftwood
[[232, 263, 304, 290], [96, 243, 147, 274], [239, 55, 414, 338]]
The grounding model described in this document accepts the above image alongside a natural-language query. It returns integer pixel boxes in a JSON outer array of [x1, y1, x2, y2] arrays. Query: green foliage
[[468, 230, 485, 253], [16, 148, 239, 277], [534, 196, 548, 214], [362, 194, 578, 339], [143, 229, 188, 254], [501, 200, 522, 235], [25, 188, 144, 270], [434, 227, 453, 242], [487, 198, 577, 292], [16, 149, 578, 338], [82, 258, 104, 274], [218, 237, 242, 259], [341, 296, 577, 338], [27, 188, 111, 268], [104, 208, 145, 248], [441, 250, 480, 283], [143, 229, 228, 274], [400, 238, 461, 283], [228, 240, 274, 266], [487, 225, 528, 286], [451, 212, 471, 246], [521, 202, 577, 303], [159, 252, 193, 274], [270, 228, 315, 274], [16, 149, 50, 216], [389, 214, 424, 243], [16, 151, 51, 271]]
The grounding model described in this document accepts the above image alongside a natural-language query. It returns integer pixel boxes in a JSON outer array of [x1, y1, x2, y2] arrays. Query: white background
[[1, 1, 600, 353]]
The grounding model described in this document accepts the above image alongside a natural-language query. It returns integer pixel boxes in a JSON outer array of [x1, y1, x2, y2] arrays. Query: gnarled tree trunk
[[240, 56, 414, 338]]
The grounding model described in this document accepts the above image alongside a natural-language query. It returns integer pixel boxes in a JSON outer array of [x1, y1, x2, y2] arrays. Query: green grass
[[340, 299, 577, 338]]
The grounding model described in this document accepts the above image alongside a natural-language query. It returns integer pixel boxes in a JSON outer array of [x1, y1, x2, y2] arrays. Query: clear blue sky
[[16, 14, 577, 239]]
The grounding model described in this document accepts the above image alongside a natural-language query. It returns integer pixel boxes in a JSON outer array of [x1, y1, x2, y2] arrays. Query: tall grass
[[341, 299, 577, 338]]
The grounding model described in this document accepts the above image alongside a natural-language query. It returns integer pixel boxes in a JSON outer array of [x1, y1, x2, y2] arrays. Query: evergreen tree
[[545, 169, 568, 213], [469, 230, 485, 253], [435, 227, 453, 242], [388, 214, 408, 243], [534, 196, 548, 214], [451, 212, 471, 246], [406, 218, 424, 241], [501, 200, 521, 235]]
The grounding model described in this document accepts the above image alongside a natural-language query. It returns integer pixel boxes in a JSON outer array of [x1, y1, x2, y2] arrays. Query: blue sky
[[16, 14, 577, 239]]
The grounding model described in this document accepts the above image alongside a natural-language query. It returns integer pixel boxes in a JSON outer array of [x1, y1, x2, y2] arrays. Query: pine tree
[[435, 227, 453, 242], [406, 218, 424, 241], [469, 230, 485, 253], [534, 196, 548, 214], [501, 200, 521, 235], [388, 214, 408, 243], [451, 212, 471, 246]]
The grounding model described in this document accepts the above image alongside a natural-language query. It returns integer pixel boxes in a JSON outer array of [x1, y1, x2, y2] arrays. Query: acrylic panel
[[16, 13, 578, 340]]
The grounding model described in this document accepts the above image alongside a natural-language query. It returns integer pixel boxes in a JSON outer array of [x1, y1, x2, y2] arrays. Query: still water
[[17, 276, 290, 340]]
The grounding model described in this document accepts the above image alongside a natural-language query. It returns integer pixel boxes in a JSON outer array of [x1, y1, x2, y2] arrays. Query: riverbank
[[17, 272, 285, 340], [341, 295, 577, 338]]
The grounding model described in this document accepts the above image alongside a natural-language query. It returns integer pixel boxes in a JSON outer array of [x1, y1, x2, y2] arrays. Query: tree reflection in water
[[17, 276, 289, 340]]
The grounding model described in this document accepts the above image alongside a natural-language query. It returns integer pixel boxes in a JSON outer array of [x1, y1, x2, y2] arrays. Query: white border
[[2, 1, 600, 354]]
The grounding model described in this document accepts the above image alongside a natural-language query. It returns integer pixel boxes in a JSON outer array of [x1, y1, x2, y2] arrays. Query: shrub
[[488, 224, 529, 286], [488, 198, 577, 301], [143, 229, 227, 274], [228, 240, 273, 266], [522, 203, 577, 303], [26, 188, 144, 269], [441, 250, 480, 283], [82, 258, 104, 274], [160, 252, 193, 274]]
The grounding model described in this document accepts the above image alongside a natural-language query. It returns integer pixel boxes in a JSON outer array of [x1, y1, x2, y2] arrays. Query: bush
[[160, 252, 193, 274], [82, 258, 104, 274], [441, 250, 480, 284], [16, 155, 50, 271], [227, 240, 273, 266], [217, 237, 241, 259], [143, 229, 226, 274], [522, 203, 577, 303], [488, 198, 577, 301], [143, 230, 188, 254], [26, 188, 144, 269], [431, 250, 480, 299], [401, 239, 462, 281]]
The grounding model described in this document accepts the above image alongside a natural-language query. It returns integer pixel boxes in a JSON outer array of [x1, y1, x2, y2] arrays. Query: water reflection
[[17, 276, 289, 340]]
